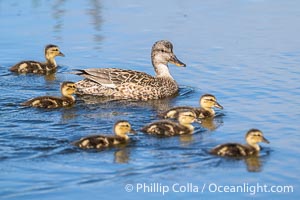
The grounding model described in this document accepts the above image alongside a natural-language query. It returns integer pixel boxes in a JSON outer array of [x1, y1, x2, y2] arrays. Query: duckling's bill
[[262, 136, 270, 144], [214, 101, 223, 109], [58, 51, 65, 57]]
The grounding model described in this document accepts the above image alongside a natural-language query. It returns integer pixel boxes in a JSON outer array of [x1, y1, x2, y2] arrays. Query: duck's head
[[151, 40, 186, 75], [177, 111, 197, 125], [114, 120, 136, 139], [45, 44, 65, 60], [61, 81, 76, 97], [245, 129, 269, 150], [200, 94, 223, 110]]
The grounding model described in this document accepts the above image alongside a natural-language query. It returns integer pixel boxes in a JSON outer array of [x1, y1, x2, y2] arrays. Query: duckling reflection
[[114, 148, 130, 164], [245, 155, 262, 172], [200, 116, 223, 131], [179, 134, 194, 145]]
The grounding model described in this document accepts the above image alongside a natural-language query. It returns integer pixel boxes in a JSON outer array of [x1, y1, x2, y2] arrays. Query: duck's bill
[[58, 52, 65, 57], [170, 55, 186, 67], [214, 102, 223, 109], [262, 137, 270, 144]]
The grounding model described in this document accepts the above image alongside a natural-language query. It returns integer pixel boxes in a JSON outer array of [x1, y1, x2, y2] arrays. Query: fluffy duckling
[[73, 120, 136, 149], [21, 82, 76, 108], [10, 44, 64, 74], [159, 94, 223, 119], [141, 111, 197, 136], [210, 129, 270, 157], [74, 40, 186, 100]]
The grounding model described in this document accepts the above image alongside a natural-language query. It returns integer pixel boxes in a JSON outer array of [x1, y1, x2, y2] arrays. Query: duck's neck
[[46, 56, 57, 68], [248, 143, 260, 151], [203, 107, 215, 115], [153, 63, 173, 78], [117, 133, 129, 140], [63, 94, 75, 102], [181, 123, 194, 134]]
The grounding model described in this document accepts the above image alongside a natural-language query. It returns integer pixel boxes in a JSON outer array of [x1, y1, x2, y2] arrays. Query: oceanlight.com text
[[124, 182, 293, 195]]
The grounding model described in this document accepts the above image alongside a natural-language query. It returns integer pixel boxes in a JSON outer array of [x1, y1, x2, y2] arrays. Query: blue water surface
[[0, 0, 299, 199]]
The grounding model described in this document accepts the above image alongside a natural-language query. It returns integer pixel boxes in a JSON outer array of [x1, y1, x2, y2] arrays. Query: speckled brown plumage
[[10, 44, 64, 74], [75, 40, 186, 101]]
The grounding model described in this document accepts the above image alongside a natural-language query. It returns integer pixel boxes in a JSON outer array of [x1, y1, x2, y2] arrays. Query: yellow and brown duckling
[[141, 111, 197, 136], [73, 120, 136, 149], [21, 81, 76, 108], [210, 129, 270, 157], [159, 94, 223, 119], [10, 44, 64, 74], [74, 40, 186, 100]]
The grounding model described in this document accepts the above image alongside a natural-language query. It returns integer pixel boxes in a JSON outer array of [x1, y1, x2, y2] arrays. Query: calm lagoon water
[[0, 0, 299, 199]]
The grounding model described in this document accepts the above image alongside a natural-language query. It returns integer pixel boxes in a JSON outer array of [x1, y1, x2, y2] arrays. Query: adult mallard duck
[[210, 129, 270, 157], [10, 44, 64, 74], [141, 111, 197, 136], [73, 120, 136, 149], [159, 94, 223, 119], [74, 40, 186, 101], [21, 81, 76, 108]]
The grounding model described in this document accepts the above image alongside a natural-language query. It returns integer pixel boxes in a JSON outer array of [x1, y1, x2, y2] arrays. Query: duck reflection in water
[[114, 148, 130, 164], [200, 116, 224, 131]]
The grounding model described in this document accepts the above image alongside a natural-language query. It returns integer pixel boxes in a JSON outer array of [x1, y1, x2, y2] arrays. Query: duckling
[[21, 81, 76, 108], [210, 129, 270, 157], [159, 94, 223, 119], [74, 40, 186, 101], [141, 111, 197, 136], [10, 44, 64, 74], [73, 120, 136, 149]]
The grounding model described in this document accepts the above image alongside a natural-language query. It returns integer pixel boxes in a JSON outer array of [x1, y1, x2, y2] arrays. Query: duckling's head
[[177, 111, 197, 125], [200, 94, 223, 110], [114, 120, 136, 139], [151, 40, 186, 74], [45, 44, 65, 60], [245, 129, 269, 150], [61, 81, 76, 97]]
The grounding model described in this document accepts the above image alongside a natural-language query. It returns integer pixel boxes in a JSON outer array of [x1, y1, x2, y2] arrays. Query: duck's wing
[[210, 143, 249, 157], [141, 120, 181, 136], [73, 135, 110, 148], [73, 135, 127, 149], [10, 61, 47, 74], [158, 106, 195, 119], [21, 96, 63, 108], [74, 68, 154, 88]]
